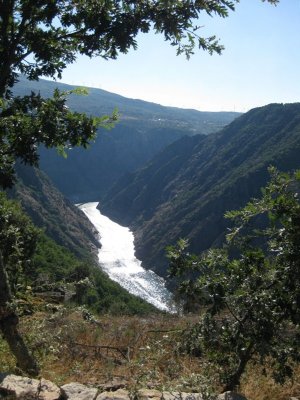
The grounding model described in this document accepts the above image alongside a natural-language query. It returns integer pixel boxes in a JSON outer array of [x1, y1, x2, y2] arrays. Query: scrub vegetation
[[0, 307, 300, 400]]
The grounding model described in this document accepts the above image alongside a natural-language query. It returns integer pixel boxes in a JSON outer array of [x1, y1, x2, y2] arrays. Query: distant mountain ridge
[[14, 76, 238, 132], [14, 77, 240, 202], [101, 103, 300, 277]]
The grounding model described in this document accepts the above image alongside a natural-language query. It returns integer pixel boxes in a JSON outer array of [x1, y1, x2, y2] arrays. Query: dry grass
[[0, 304, 300, 399], [241, 363, 300, 400]]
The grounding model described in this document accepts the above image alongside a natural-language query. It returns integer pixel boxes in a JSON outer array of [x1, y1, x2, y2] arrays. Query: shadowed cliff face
[[14, 76, 240, 202], [101, 103, 300, 277], [9, 163, 100, 261]]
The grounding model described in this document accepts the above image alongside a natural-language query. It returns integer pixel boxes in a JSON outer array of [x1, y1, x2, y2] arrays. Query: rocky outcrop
[[217, 393, 247, 400], [0, 374, 60, 399], [61, 382, 98, 400], [97, 389, 130, 400], [0, 374, 251, 400]]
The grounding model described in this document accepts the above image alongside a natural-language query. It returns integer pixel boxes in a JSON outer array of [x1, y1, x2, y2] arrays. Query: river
[[78, 202, 175, 312]]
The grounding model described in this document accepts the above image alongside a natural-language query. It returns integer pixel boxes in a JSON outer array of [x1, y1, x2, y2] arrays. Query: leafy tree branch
[[168, 167, 300, 390]]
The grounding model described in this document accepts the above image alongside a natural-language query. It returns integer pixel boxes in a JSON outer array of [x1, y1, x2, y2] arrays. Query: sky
[[56, 0, 300, 113]]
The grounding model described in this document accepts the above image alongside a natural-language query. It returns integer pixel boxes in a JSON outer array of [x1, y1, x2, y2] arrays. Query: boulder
[[217, 392, 247, 400], [137, 390, 204, 400], [0, 374, 248, 400], [96, 389, 130, 400], [61, 382, 98, 400], [97, 379, 127, 392], [137, 389, 162, 400], [0, 374, 60, 399], [162, 392, 203, 400]]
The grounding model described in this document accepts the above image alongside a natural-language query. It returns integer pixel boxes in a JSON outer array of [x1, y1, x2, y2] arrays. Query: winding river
[[78, 202, 175, 312]]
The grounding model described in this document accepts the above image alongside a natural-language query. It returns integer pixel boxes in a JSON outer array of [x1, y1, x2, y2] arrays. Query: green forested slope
[[31, 233, 157, 315], [101, 103, 300, 276], [14, 77, 239, 202]]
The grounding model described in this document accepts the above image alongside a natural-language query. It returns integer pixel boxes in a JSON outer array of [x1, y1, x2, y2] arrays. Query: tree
[[0, 193, 39, 290], [0, 0, 279, 377], [168, 168, 300, 391], [0, 193, 39, 375]]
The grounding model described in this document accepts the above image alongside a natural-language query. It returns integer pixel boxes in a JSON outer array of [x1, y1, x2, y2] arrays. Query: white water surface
[[78, 202, 174, 312]]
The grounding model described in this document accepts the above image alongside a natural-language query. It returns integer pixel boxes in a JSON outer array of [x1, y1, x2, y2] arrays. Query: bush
[[168, 167, 300, 390]]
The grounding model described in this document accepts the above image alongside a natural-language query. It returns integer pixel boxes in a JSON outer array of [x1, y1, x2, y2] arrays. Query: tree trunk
[[223, 343, 254, 392], [0, 252, 39, 376]]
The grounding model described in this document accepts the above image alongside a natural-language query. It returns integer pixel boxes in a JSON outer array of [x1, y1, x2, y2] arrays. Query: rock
[[137, 390, 204, 400], [217, 392, 247, 400], [137, 389, 162, 400], [61, 382, 98, 400], [180, 394, 203, 400], [0, 374, 247, 400], [162, 393, 177, 400], [34, 291, 65, 303], [96, 389, 130, 400], [97, 379, 127, 391], [0, 373, 60, 399], [162, 392, 203, 400]]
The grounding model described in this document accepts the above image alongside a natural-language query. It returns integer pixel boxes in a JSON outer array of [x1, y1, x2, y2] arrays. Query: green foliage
[[90, 265, 158, 315], [0, 88, 117, 187], [32, 233, 157, 315], [31, 233, 85, 282], [0, 192, 39, 293], [168, 168, 300, 390]]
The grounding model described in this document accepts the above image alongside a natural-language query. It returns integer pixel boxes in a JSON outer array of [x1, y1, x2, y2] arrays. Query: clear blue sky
[[57, 0, 300, 112]]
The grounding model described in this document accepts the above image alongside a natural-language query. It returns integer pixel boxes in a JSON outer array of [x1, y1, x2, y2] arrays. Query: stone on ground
[[96, 388, 130, 400], [61, 382, 98, 400], [217, 392, 247, 400], [0, 373, 60, 399]]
